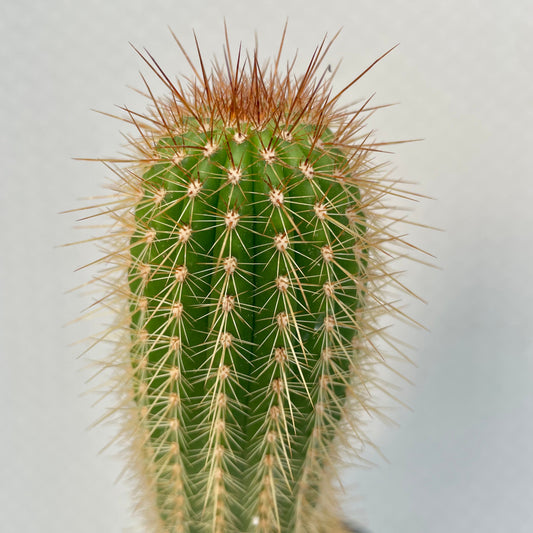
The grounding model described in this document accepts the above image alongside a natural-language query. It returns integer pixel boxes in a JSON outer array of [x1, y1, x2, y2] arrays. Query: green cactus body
[[128, 117, 365, 532], [81, 29, 418, 533]]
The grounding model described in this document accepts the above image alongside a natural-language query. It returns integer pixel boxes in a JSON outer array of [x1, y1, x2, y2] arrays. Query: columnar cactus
[[81, 28, 420, 533]]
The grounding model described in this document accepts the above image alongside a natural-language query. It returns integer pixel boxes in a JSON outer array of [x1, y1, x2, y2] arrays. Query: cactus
[[79, 26, 421, 533]]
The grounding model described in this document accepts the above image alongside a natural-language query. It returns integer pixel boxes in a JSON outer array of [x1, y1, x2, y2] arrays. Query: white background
[[1, 1, 532, 532]]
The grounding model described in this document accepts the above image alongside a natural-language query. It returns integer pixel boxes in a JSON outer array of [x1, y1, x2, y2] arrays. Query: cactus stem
[[74, 24, 427, 533]]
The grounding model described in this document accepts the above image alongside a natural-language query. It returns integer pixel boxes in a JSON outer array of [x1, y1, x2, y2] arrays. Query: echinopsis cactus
[[79, 27, 422, 533]]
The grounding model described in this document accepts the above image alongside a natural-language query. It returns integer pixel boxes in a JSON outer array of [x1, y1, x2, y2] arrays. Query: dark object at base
[[343, 523, 369, 533]]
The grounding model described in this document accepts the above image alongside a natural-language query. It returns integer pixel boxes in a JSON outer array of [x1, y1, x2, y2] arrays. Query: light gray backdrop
[[1, 1, 532, 532]]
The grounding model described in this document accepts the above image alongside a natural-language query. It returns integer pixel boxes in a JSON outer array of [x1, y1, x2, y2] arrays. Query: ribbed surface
[[128, 119, 366, 532]]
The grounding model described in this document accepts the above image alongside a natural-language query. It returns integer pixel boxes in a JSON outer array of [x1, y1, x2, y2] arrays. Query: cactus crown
[[78, 26, 422, 533]]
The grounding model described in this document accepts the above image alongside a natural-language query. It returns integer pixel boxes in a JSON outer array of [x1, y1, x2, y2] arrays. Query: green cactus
[[80, 27, 419, 533]]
